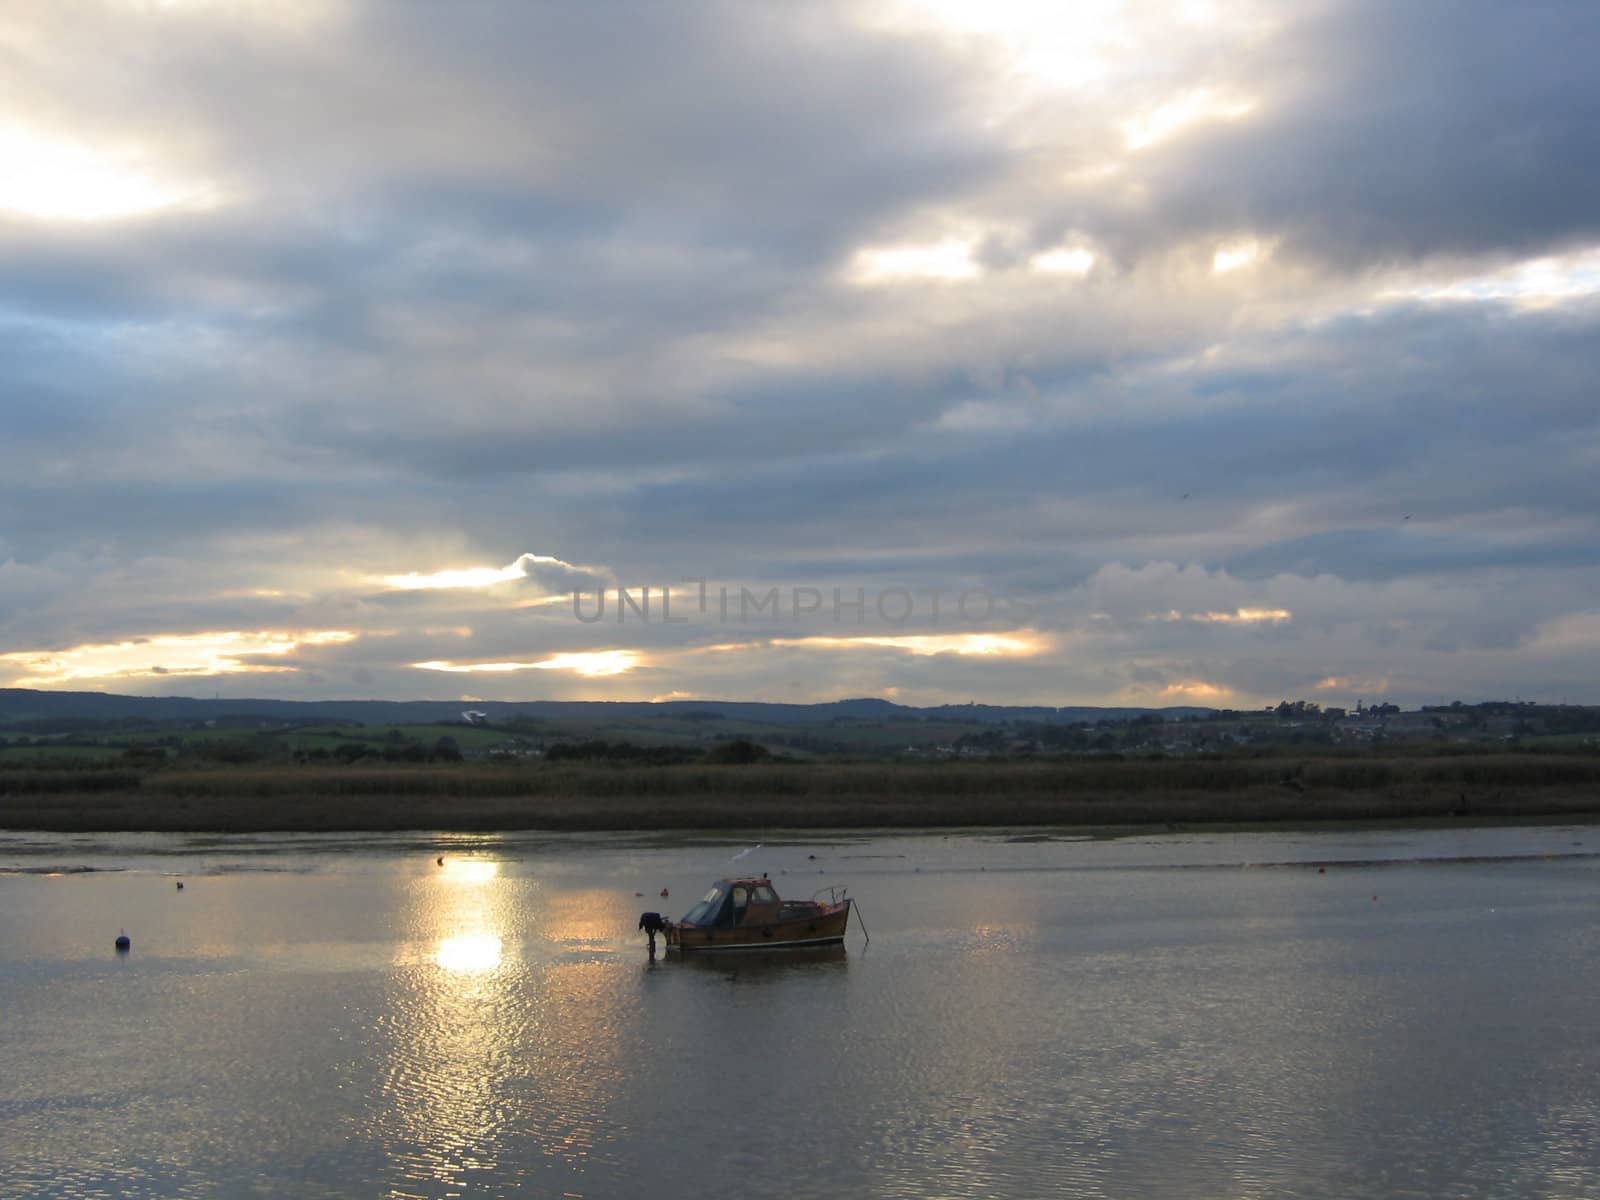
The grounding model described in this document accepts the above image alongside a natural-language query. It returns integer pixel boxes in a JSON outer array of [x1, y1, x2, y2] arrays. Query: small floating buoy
[[660, 888, 669, 897], [1317, 867, 1325, 874], [176, 881, 184, 890], [436, 857, 444, 867], [115, 932, 131, 952]]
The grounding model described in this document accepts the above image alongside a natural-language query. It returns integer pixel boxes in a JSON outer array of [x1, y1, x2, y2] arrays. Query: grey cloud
[[516, 555, 607, 596], [1126, 0, 1600, 266], [348, 2, 998, 250]]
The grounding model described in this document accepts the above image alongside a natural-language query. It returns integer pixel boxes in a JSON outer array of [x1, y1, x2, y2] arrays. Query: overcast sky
[[2, 0, 1598, 709]]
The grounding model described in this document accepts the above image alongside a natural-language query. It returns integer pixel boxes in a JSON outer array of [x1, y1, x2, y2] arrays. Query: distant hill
[[0, 688, 1214, 728]]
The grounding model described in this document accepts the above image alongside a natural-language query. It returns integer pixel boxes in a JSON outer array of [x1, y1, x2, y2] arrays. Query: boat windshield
[[681, 886, 724, 926]]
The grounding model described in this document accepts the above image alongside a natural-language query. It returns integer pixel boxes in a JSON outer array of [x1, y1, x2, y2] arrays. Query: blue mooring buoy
[[115, 932, 131, 952]]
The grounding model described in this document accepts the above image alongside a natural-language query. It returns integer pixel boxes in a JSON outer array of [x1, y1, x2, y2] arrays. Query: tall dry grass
[[2, 754, 1597, 832]]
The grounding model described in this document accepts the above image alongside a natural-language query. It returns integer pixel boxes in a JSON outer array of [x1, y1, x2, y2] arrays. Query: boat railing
[[812, 884, 850, 907]]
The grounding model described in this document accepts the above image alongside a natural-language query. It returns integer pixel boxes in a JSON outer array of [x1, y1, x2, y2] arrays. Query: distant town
[[1, 688, 1595, 768]]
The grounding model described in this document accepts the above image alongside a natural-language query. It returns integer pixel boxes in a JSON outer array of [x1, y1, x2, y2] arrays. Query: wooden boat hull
[[666, 900, 851, 952]]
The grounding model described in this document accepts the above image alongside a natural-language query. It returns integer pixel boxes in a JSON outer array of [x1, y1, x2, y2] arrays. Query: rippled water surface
[[3, 823, 1599, 1198]]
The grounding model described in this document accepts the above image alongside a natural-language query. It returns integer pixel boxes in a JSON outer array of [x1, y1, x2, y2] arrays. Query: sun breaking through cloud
[[0, 631, 356, 687], [377, 554, 596, 592], [412, 651, 641, 678], [767, 633, 1051, 657], [0, 126, 219, 222], [1161, 608, 1292, 624]]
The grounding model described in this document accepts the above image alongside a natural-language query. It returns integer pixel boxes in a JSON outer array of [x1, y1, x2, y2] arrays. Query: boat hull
[[666, 900, 851, 952]]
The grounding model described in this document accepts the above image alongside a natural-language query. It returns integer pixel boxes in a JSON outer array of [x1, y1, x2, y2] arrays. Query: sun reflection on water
[[439, 858, 500, 885], [430, 858, 506, 971], [436, 933, 503, 972], [367, 850, 635, 1193], [374, 854, 520, 1191]]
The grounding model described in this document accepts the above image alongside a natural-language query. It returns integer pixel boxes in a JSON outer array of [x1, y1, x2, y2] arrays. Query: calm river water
[[3, 823, 1599, 1199]]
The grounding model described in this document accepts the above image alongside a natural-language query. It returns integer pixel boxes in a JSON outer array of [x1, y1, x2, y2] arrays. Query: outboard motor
[[638, 910, 668, 955]]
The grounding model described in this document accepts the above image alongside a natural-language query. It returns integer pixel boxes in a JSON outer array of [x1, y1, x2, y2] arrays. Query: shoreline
[[4, 753, 1599, 833]]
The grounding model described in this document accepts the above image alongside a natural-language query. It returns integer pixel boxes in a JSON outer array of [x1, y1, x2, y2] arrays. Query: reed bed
[[3, 753, 1598, 832]]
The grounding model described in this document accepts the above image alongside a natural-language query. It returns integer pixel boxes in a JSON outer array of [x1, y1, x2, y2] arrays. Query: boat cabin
[[678, 876, 799, 928]]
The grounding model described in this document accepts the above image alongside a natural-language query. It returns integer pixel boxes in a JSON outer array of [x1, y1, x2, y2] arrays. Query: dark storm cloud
[[564, 295, 1599, 585], [1113, 0, 1600, 266]]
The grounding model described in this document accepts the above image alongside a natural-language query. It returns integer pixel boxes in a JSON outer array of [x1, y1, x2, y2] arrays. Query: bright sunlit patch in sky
[[1212, 238, 1270, 274], [0, 127, 217, 222], [849, 238, 981, 284], [1160, 680, 1232, 701], [1123, 88, 1257, 152], [1204, 607, 1290, 623], [0, 630, 356, 687], [382, 565, 525, 589], [378, 553, 582, 591], [870, 0, 1136, 92], [1031, 246, 1096, 275], [768, 632, 1050, 657], [1394, 245, 1600, 307], [1161, 608, 1291, 623], [413, 650, 640, 677]]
